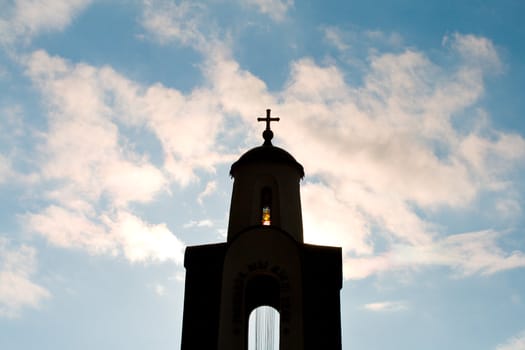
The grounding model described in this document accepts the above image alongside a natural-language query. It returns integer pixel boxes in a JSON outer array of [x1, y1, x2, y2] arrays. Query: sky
[[1, 0, 525, 349]]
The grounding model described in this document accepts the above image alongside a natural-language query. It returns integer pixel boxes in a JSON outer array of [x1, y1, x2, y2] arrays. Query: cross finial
[[257, 109, 280, 145], [258, 109, 280, 131]]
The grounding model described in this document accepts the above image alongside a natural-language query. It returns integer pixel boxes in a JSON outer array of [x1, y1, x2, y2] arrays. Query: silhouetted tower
[[181, 110, 342, 350]]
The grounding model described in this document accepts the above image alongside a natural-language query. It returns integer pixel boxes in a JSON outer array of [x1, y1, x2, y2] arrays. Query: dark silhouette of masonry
[[181, 110, 342, 350]]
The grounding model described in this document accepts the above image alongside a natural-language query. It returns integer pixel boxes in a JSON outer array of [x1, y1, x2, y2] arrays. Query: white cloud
[[26, 206, 184, 264], [364, 30, 403, 47], [154, 283, 166, 296], [445, 32, 503, 72], [0, 0, 92, 45], [26, 205, 116, 254], [323, 26, 403, 52], [363, 301, 407, 312], [173, 271, 185, 282], [451, 231, 525, 276], [0, 105, 31, 185], [323, 27, 349, 51], [23, 50, 207, 263], [0, 237, 50, 318], [25, 51, 169, 206], [20, 48, 259, 264], [0, 105, 26, 138], [302, 182, 373, 255], [201, 43, 274, 112], [107, 212, 184, 264], [141, 0, 207, 49], [0, 153, 12, 183], [343, 230, 525, 280], [459, 131, 525, 186], [141, 0, 293, 49], [197, 180, 217, 204], [241, 0, 294, 22], [134, 83, 232, 185], [273, 34, 524, 279], [102, 161, 167, 207], [496, 330, 525, 350], [322, 26, 404, 71], [19, 29, 525, 281], [183, 219, 214, 229]]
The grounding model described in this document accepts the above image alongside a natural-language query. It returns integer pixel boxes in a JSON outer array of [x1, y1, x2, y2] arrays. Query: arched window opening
[[261, 187, 272, 226], [248, 306, 279, 350]]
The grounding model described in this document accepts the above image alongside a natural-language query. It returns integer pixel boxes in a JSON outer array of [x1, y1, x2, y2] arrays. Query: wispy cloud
[[323, 26, 403, 53], [241, 0, 294, 22], [21, 50, 202, 263], [107, 212, 185, 264], [12, 15, 525, 281], [274, 34, 524, 279], [141, 0, 207, 48], [323, 27, 350, 51], [343, 230, 525, 279], [0, 0, 92, 45], [154, 283, 166, 296], [363, 301, 408, 312], [0, 237, 50, 318], [0, 105, 37, 185], [0, 153, 12, 184], [496, 329, 525, 350], [183, 219, 214, 229], [26, 206, 185, 264], [197, 180, 217, 204], [444, 32, 503, 72]]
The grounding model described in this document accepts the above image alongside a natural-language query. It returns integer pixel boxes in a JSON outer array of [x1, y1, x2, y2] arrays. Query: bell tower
[[181, 110, 342, 350]]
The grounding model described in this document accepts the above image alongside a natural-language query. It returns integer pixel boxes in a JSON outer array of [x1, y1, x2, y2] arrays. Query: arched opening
[[261, 187, 272, 225], [245, 273, 280, 350], [248, 306, 279, 350]]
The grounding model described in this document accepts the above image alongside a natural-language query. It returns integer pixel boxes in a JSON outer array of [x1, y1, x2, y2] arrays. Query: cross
[[257, 109, 280, 131]]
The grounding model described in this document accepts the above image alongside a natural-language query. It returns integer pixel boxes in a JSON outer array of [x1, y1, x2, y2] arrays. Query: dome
[[230, 144, 305, 178]]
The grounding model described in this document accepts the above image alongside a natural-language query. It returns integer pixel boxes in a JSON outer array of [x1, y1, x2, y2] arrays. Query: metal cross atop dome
[[258, 109, 280, 130], [257, 109, 280, 145]]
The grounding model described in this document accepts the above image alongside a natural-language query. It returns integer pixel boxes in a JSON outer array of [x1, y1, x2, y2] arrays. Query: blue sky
[[1, 1, 525, 349]]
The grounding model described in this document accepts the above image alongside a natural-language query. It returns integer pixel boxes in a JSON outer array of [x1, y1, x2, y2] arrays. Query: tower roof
[[230, 108, 304, 177], [230, 143, 305, 178]]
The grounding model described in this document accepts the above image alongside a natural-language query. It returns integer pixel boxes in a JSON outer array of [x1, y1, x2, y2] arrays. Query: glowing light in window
[[262, 206, 271, 225]]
